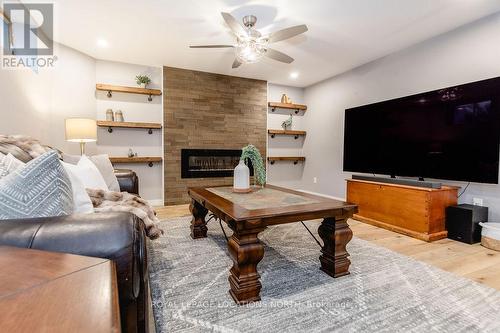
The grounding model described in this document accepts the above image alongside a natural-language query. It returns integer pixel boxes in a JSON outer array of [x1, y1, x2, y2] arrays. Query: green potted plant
[[240, 145, 266, 187], [135, 75, 152, 88]]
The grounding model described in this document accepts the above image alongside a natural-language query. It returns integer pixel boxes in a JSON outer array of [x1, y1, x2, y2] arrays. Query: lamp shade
[[65, 118, 97, 143]]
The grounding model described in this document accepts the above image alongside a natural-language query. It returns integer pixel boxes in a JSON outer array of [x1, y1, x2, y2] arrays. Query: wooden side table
[[0, 246, 121, 333]]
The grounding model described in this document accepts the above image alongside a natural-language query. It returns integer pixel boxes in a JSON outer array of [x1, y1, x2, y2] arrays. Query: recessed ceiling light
[[290, 72, 299, 79], [97, 39, 108, 48]]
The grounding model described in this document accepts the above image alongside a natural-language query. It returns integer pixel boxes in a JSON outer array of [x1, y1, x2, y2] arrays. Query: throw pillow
[[0, 150, 73, 219], [61, 161, 94, 214], [62, 153, 120, 192], [0, 153, 25, 178], [64, 155, 109, 191]]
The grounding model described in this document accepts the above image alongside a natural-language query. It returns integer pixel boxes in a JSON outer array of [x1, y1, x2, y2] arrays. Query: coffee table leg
[[318, 217, 353, 278], [190, 199, 208, 239], [227, 222, 266, 304]]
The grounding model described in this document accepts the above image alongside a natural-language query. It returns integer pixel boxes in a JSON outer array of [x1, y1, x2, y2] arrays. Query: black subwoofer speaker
[[446, 204, 488, 244]]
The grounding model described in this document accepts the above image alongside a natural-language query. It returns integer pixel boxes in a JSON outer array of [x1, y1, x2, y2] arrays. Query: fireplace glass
[[181, 149, 254, 178]]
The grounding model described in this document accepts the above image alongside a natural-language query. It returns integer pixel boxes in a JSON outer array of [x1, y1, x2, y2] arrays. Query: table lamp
[[65, 118, 97, 155]]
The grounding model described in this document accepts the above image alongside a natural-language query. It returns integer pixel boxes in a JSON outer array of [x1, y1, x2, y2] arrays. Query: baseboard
[[296, 189, 346, 202], [148, 199, 164, 206]]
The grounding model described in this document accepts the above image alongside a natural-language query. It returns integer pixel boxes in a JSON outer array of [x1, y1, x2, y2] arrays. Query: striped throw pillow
[[0, 150, 73, 219]]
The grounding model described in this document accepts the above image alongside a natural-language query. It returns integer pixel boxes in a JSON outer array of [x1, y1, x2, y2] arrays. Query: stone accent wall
[[164, 67, 267, 205]]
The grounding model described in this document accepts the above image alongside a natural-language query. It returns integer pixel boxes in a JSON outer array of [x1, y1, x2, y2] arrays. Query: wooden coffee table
[[188, 184, 358, 304], [0, 246, 121, 332]]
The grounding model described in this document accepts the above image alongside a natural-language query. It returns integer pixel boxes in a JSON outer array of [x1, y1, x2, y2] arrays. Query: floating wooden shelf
[[268, 102, 307, 114], [97, 120, 162, 134], [96, 84, 162, 101], [267, 156, 306, 165], [268, 129, 306, 139], [109, 156, 162, 167]]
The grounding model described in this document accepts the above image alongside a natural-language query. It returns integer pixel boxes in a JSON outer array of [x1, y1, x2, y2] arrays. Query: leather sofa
[[0, 163, 151, 332]]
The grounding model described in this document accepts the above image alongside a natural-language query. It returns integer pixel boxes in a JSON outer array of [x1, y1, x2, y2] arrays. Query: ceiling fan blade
[[265, 48, 294, 64], [221, 12, 247, 37], [232, 59, 242, 68], [189, 45, 234, 48], [269, 24, 308, 43]]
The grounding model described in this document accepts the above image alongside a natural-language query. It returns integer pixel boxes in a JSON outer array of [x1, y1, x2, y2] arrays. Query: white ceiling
[[45, 0, 500, 87]]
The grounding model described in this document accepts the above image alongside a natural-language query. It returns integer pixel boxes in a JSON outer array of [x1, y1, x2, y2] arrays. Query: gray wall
[[290, 13, 500, 220], [267, 84, 306, 187]]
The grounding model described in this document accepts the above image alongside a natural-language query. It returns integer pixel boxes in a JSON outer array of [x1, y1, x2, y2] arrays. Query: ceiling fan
[[190, 12, 308, 68]]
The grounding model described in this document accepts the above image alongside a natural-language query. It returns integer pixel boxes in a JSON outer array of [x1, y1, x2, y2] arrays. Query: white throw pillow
[[0, 153, 25, 178], [61, 161, 94, 214], [88, 154, 120, 192], [62, 153, 120, 192], [65, 155, 109, 191]]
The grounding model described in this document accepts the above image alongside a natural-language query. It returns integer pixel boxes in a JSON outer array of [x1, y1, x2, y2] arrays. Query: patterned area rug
[[149, 216, 500, 333]]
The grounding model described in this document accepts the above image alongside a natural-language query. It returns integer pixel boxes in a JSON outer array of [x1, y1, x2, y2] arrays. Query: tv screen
[[343, 77, 500, 184]]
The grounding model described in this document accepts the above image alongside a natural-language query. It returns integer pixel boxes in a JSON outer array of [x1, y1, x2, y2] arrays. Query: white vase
[[233, 159, 251, 193]]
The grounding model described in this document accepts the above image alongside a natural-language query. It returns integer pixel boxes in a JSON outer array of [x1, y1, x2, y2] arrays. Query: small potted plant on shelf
[[135, 75, 151, 88]]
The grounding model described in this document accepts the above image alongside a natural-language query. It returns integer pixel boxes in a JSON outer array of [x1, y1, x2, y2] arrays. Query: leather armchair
[[0, 212, 149, 333], [0, 162, 150, 332], [115, 169, 139, 195]]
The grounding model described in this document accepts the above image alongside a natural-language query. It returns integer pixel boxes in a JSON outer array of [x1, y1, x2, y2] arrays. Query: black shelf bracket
[[271, 107, 276, 112], [294, 160, 298, 165], [270, 160, 275, 165], [148, 162, 154, 167], [148, 94, 153, 102], [148, 129, 153, 134], [107, 127, 113, 133], [295, 109, 300, 114], [107, 90, 112, 98], [270, 134, 275, 138], [294, 135, 299, 139]]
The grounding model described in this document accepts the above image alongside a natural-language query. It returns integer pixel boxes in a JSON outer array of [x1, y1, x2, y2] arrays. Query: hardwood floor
[[155, 204, 500, 291]]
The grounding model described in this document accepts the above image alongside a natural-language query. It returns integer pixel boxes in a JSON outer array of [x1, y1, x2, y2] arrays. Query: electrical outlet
[[313, 177, 317, 184], [473, 197, 483, 206]]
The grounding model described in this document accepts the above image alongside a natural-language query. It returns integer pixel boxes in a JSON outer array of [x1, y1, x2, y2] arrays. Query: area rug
[[148, 216, 500, 333]]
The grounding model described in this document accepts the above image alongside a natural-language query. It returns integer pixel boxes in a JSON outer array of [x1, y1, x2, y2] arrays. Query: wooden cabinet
[[346, 179, 458, 242]]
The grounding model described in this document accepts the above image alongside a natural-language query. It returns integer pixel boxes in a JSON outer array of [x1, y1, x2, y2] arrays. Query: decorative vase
[[115, 110, 124, 122], [106, 109, 114, 121], [233, 159, 251, 193], [281, 94, 289, 104]]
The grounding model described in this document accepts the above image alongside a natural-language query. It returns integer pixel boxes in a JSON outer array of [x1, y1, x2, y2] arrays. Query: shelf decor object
[[96, 120, 162, 134], [108, 156, 162, 167], [268, 102, 307, 114], [106, 109, 114, 121], [267, 156, 305, 165], [65, 118, 97, 155], [268, 129, 306, 139], [114, 110, 124, 122], [281, 94, 291, 104], [135, 75, 151, 89], [281, 114, 293, 130], [96, 84, 162, 102]]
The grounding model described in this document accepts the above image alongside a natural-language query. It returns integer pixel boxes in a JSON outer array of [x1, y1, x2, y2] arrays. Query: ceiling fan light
[[235, 39, 267, 64]]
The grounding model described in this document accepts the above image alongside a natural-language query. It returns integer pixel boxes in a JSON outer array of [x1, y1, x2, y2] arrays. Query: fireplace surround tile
[[163, 67, 267, 205]]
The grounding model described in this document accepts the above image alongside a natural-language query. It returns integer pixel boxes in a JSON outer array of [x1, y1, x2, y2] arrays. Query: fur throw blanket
[[0, 135, 55, 162], [87, 189, 163, 239]]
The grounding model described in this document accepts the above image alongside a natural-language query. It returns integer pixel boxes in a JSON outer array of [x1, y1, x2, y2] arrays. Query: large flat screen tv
[[343, 77, 500, 184]]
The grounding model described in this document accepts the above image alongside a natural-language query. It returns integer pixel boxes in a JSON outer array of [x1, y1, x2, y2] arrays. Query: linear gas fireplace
[[181, 149, 253, 179]]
